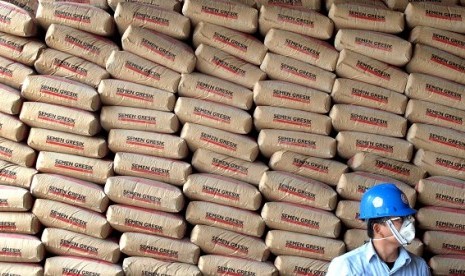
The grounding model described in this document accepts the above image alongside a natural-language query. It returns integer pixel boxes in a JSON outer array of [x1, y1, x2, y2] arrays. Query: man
[[327, 183, 430, 275]]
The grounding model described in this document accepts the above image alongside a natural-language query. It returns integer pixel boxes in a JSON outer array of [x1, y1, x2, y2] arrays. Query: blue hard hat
[[359, 183, 417, 220]]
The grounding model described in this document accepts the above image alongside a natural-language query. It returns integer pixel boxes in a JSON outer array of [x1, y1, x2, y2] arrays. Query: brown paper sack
[[265, 230, 346, 261], [253, 80, 331, 113], [405, 3, 465, 34], [0, 113, 28, 142], [410, 26, 465, 60], [414, 149, 465, 181], [256, 0, 321, 10], [191, 225, 269, 261], [198, 255, 278, 276], [178, 73, 253, 110], [423, 230, 465, 255], [0, 32, 44, 66], [0, 138, 36, 167], [0, 2, 36, 37], [0, 185, 31, 211], [105, 176, 184, 213], [0, 56, 34, 89], [0, 262, 42, 276], [32, 199, 111, 238], [416, 176, 465, 209], [0, 212, 40, 234], [258, 129, 336, 159], [2, 0, 38, 16], [31, 173, 108, 213], [405, 100, 465, 133], [193, 22, 266, 65], [108, 0, 181, 11], [42, 228, 120, 263], [122, 26, 196, 74], [120, 232, 199, 264], [0, 233, 43, 262], [44, 256, 123, 276], [39, 0, 108, 9], [384, 0, 458, 11], [259, 170, 337, 210], [183, 173, 261, 211], [326, 0, 387, 11], [275, 256, 329, 276], [335, 200, 366, 229], [195, 44, 266, 89], [261, 53, 335, 93], [417, 206, 465, 233], [429, 255, 465, 276], [107, 204, 185, 238], [0, 84, 21, 115], [186, 201, 265, 237], [123, 257, 201, 276], [114, 152, 191, 186], [0, 160, 37, 188]]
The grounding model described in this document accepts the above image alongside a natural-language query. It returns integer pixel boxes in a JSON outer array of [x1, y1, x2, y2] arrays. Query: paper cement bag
[[0, 113, 27, 142], [190, 225, 269, 261], [42, 228, 120, 263], [0, 84, 21, 115], [0, 56, 34, 89], [256, 0, 321, 10], [108, 0, 181, 11], [0, 138, 36, 167], [106, 204, 186, 239], [274, 256, 329, 276], [183, 173, 261, 211], [414, 149, 465, 181], [0, 185, 31, 211], [3, 0, 38, 16], [417, 206, 465, 233], [0, 262, 43, 275], [405, 3, 465, 34], [114, 152, 191, 186], [416, 176, 465, 209], [123, 257, 201, 276], [39, 0, 108, 10], [253, 80, 331, 113], [0, 233, 43, 262], [410, 26, 465, 60], [259, 170, 337, 210], [0, 32, 44, 66], [423, 230, 465, 255], [31, 173, 108, 213], [335, 200, 366, 229], [384, 0, 458, 11], [325, 0, 387, 11], [104, 176, 184, 213], [0, 1, 36, 37], [198, 255, 278, 276], [44, 256, 123, 276], [178, 73, 253, 110], [429, 255, 465, 276], [261, 53, 335, 93], [185, 201, 265, 237], [0, 212, 40, 234], [0, 160, 37, 188]]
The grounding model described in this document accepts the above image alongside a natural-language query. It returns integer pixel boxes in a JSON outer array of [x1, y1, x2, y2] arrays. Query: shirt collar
[[365, 240, 412, 265]]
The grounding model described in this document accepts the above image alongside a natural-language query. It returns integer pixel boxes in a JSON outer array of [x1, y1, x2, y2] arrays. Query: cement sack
[[0, 185, 31, 211], [256, 0, 320, 9], [334, 29, 412, 66], [336, 49, 408, 93], [44, 256, 123, 276], [261, 202, 341, 238], [384, 0, 458, 11], [175, 98, 252, 135], [181, 123, 258, 161], [192, 148, 269, 186], [198, 255, 278, 276], [259, 5, 333, 39], [109, 0, 180, 11], [331, 79, 408, 115], [27, 128, 108, 159], [410, 26, 465, 59], [36, 2, 114, 36], [191, 225, 269, 261], [253, 80, 331, 113], [0, 56, 34, 89], [115, 2, 190, 40], [0, 233, 43, 262], [195, 44, 266, 89], [417, 206, 465, 233], [328, 3, 404, 33], [0, 160, 37, 188], [34, 49, 109, 88], [423, 230, 465, 255], [0, 113, 27, 142], [182, 0, 258, 34], [120, 232, 199, 264], [114, 152, 191, 186], [106, 204, 185, 239], [0, 212, 40, 234], [429, 255, 465, 276], [22, 75, 100, 112], [45, 24, 118, 68], [42, 228, 120, 263], [414, 149, 465, 181], [100, 106, 178, 134], [0, 32, 45, 66], [405, 3, 465, 34], [274, 256, 329, 276], [0, 1, 36, 37], [178, 73, 253, 110], [185, 201, 265, 237], [264, 28, 338, 71], [407, 123, 465, 159], [32, 199, 111, 238], [0, 263, 42, 276], [123, 257, 201, 276], [31, 173, 108, 213], [0, 137, 35, 167], [261, 53, 335, 93], [108, 129, 187, 160], [330, 104, 407, 138], [405, 99, 465, 133], [3, 0, 38, 16], [39, 0, 108, 9], [336, 131, 413, 162], [183, 173, 261, 211], [416, 176, 465, 209], [265, 230, 346, 261], [106, 51, 180, 93], [254, 106, 332, 135], [98, 79, 175, 111], [0, 84, 21, 115], [406, 44, 465, 86], [193, 22, 266, 66], [335, 200, 365, 229], [337, 171, 416, 204], [326, 0, 387, 11], [269, 151, 348, 186], [259, 170, 338, 210], [104, 176, 184, 213], [258, 129, 336, 159], [405, 73, 465, 111], [122, 26, 195, 74]]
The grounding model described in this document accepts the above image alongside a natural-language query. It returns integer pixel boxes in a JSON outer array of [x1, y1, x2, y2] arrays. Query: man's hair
[[367, 217, 389, 238]]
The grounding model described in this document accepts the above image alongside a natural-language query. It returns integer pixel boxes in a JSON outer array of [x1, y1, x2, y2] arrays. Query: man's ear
[[373, 223, 384, 238]]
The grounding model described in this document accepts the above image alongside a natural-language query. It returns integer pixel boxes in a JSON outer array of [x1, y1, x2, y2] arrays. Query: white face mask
[[372, 217, 415, 246]]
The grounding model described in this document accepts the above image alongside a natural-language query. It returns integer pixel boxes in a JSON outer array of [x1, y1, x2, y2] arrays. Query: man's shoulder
[[407, 251, 429, 267], [332, 243, 368, 264]]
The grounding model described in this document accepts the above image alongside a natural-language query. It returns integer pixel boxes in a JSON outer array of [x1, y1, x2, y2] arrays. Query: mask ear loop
[[386, 219, 408, 245]]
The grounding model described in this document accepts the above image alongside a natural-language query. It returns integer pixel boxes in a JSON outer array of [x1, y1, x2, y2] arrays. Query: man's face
[[375, 216, 411, 245]]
